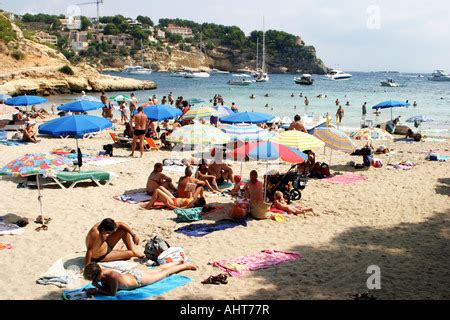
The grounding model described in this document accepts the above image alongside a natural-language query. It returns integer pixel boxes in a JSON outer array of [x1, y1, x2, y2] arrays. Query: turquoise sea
[[46, 71, 450, 137]]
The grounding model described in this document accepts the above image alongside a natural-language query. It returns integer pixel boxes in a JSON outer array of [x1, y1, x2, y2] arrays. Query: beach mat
[[0, 243, 13, 250], [63, 274, 192, 300], [175, 219, 247, 237], [87, 158, 131, 167], [114, 192, 150, 204], [0, 215, 28, 235], [324, 174, 368, 185], [210, 250, 303, 277], [163, 165, 186, 173], [0, 140, 28, 147]]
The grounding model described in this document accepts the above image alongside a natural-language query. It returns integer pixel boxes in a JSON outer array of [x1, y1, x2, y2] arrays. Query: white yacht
[[254, 17, 269, 83], [122, 66, 152, 74], [428, 70, 450, 81], [184, 71, 211, 78], [210, 68, 230, 74], [381, 79, 399, 87], [325, 69, 352, 80], [228, 74, 253, 86], [170, 71, 187, 77], [294, 74, 314, 85]]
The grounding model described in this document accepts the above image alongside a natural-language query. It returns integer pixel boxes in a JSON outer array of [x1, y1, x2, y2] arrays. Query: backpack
[[320, 163, 331, 177], [144, 236, 171, 262]]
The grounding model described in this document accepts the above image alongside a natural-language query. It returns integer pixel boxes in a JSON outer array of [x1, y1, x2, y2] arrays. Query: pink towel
[[210, 250, 303, 277], [325, 174, 368, 185]]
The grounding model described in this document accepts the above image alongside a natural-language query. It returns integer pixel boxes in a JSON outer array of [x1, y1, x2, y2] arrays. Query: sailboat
[[122, 39, 152, 74], [255, 17, 269, 83]]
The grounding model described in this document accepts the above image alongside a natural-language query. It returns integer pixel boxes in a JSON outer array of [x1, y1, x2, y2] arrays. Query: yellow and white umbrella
[[270, 130, 325, 150], [167, 124, 230, 145], [351, 128, 393, 141], [182, 107, 219, 120]]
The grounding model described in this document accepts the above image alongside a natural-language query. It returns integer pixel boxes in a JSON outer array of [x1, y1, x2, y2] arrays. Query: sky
[[2, 0, 450, 73]]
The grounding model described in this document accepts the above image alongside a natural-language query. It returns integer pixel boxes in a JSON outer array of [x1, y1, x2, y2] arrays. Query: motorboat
[[122, 65, 152, 74], [325, 69, 352, 80], [381, 79, 399, 87], [211, 68, 230, 74], [228, 74, 253, 86], [184, 72, 210, 78], [170, 71, 187, 77], [294, 74, 314, 85], [428, 70, 450, 81], [255, 72, 269, 82]]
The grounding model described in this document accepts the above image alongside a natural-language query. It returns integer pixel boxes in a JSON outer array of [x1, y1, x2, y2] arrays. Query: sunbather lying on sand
[[83, 261, 197, 296], [140, 186, 206, 210], [273, 191, 316, 218], [85, 219, 145, 267]]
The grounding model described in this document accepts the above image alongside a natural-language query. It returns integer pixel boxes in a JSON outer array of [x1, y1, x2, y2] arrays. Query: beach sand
[[0, 128, 449, 300]]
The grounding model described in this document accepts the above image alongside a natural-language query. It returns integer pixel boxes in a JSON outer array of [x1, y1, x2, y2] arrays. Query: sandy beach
[[0, 125, 449, 300]]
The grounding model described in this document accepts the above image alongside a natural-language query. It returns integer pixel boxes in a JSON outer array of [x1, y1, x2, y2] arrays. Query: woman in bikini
[[83, 261, 198, 296], [146, 163, 177, 195], [140, 186, 206, 210]]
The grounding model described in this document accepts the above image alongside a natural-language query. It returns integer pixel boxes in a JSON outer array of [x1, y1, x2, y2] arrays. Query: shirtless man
[[289, 115, 307, 133], [100, 91, 108, 107], [130, 107, 149, 158], [244, 170, 264, 203], [83, 261, 197, 296], [23, 123, 38, 143], [208, 161, 234, 184], [129, 93, 138, 115], [146, 163, 177, 195], [84, 219, 144, 267], [177, 166, 205, 199]]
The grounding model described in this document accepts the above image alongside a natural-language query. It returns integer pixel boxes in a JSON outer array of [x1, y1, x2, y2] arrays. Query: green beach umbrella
[[109, 95, 132, 102]]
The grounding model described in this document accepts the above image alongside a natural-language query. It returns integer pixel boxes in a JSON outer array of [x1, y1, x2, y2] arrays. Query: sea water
[[44, 71, 450, 137]]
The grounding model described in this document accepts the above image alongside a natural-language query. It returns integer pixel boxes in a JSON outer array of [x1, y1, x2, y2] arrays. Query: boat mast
[[140, 39, 144, 66], [256, 37, 259, 72], [262, 16, 266, 73]]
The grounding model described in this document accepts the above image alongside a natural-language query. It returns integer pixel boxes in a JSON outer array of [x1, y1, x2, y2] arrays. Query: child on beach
[[273, 191, 316, 218], [230, 175, 242, 197]]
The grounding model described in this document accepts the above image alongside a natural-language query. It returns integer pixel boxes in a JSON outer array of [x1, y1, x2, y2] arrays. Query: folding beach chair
[[144, 137, 161, 151], [109, 132, 131, 147], [48, 171, 117, 189]]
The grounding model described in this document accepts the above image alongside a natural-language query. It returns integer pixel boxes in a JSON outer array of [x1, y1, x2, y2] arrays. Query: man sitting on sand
[[83, 261, 197, 296], [196, 161, 222, 193], [208, 161, 234, 185], [22, 123, 38, 143], [178, 166, 205, 199], [244, 170, 264, 203], [85, 219, 144, 267], [146, 163, 177, 195]]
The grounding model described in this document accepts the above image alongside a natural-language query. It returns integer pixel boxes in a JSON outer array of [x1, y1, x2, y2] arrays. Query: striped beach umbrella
[[182, 107, 219, 120], [351, 128, 393, 141], [313, 127, 356, 153], [271, 130, 325, 150], [213, 105, 234, 117], [221, 123, 274, 141], [167, 124, 230, 145], [230, 141, 308, 163], [0, 104, 19, 119]]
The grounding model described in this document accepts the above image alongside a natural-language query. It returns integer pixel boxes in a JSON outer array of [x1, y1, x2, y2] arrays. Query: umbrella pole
[[36, 174, 44, 225], [263, 162, 268, 202], [329, 148, 333, 167], [76, 139, 81, 172]]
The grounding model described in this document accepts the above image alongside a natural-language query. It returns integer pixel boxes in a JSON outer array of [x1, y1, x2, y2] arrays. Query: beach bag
[[174, 207, 203, 222], [320, 163, 331, 177], [144, 236, 171, 262], [157, 247, 186, 265], [363, 155, 373, 167], [372, 158, 383, 168], [250, 201, 271, 220]]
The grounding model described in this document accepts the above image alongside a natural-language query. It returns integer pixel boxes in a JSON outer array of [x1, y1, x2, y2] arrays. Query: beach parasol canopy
[[220, 112, 275, 124], [313, 127, 356, 153], [79, 95, 102, 103], [142, 105, 182, 121], [57, 100, 104, 113], [0, 153, 71, 227], [0, 104, 19, 119], [270, 130, 325, 150], [5, 95, 48, 106], [109, 95, 132, 102], [0, 94, 12, 101], [167, 124, 230, 145], [221, 123, 274, 142], [213, 105, 234, 117], [182, 107, 220, 120], [372, 100, 410, 120], [351, 127, 393, 141]]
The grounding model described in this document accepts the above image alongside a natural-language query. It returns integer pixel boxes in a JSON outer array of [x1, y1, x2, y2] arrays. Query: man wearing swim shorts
[[84, 219, 144, 267], [130, 107, 149, 158]]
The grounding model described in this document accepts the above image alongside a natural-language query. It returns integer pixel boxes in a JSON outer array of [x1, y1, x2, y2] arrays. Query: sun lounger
[[109, 132, 131, 146], [48, 171, 117, 189], [144, 137, 161, 151]]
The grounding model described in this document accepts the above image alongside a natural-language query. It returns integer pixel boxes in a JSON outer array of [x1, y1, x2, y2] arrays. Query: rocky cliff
[[0, 17, 156, 96]]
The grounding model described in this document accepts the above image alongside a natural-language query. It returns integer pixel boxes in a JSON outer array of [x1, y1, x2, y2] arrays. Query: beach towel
[[205, 181, 234, 192], [163, 165, 187, 173], [0, 140, 28, 146], [174, 207, 204, 222], [87, 158, 131, 167], [0, 243, 12, 250], [114, 192, 150, 204], [0, 214, 28, 235], [63, 274, 192, 300], [423, 137, 446, 142], [36, 258, 71, 288], [387, 161, 415, 170], [211, 250, 303, 277], [427, 153, 450, 162], [175, 219, 248, 237], [325, 174, 368, 185]]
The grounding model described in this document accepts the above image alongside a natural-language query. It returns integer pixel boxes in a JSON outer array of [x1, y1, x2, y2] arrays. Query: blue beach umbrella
[[57, 100, 104, 113], [39, 115, 112, 169], [222, 123, 274, 141], [372, 100, 410, 120], [6, 95, 48, 107], [220, 112, 275, 124], [142, 105, 183, 121]]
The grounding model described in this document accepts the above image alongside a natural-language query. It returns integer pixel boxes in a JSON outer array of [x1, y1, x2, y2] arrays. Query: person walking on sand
[[84, 219, 145, 267], [336, 105, 344, 127], [130, 93, 138, 115], [130, 106, 148, 158], [83, 261, 198, 296]]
